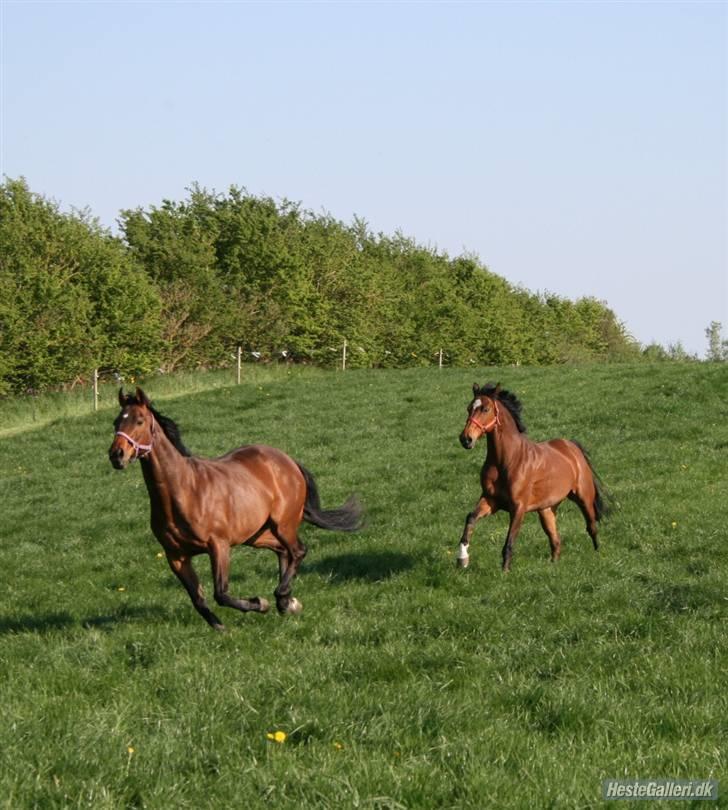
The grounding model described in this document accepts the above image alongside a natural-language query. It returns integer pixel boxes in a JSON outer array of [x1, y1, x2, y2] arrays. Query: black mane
[[477, 383, 527, 433], [150, 405, 192, 456]]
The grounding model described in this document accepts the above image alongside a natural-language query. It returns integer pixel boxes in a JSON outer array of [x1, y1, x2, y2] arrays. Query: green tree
[[0, 178, 161, 395], [121, 195, 225, 371]]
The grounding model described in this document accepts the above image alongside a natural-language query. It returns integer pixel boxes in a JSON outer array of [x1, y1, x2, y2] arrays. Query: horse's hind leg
[[270, 519, 307, 615], [537, 507, 562, 562], [208, 539, 270, 617], [166, 553, 226, 631], [569, 489, 599, 551], [457, 496, 493, 568]]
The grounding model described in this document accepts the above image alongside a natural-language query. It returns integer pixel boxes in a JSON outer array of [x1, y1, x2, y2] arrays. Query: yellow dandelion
[[671, 521, 677, 529], [333, 741, 344, 750], [266, 730, 287, 743], [117, 586, 126, 592], [156, 552, 164, 558], [127, 746, 135, 755]]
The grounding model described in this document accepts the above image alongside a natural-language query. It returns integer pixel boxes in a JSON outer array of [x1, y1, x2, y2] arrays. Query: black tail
[[297, 463, 364, 532], [572, 441, 613, 522]]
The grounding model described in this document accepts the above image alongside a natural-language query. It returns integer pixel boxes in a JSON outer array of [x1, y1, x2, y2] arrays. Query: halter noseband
[[466, 400, 501, 435], [115, 419, 155, 460]]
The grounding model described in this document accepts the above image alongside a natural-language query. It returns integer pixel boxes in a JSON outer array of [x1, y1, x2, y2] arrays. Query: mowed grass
[[0, 363, 726, 809]]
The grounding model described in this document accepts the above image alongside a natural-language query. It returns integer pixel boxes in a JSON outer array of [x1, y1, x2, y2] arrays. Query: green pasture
[[0, 363, 726, 809]]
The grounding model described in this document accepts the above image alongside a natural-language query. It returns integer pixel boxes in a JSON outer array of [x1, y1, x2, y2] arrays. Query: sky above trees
[[2, 1, 725, 355]]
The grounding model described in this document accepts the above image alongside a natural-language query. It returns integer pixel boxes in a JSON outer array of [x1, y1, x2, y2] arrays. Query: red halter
[[466, 400, 500, 435]]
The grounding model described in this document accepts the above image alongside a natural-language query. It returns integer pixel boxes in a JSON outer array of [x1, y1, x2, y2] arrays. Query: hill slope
[[0, 363, 726, 808]]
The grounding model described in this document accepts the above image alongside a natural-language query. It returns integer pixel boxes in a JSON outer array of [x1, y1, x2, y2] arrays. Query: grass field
[[1, 362, 726, 809]]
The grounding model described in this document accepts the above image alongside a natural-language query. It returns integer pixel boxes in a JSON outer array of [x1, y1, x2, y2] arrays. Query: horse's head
[[109, 387, 156, 469], [460, 382, 501, 449]]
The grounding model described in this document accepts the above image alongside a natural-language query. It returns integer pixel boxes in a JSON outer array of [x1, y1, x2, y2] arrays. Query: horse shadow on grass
[[302, 550, 414, 584], [0, 606, 162, 635]]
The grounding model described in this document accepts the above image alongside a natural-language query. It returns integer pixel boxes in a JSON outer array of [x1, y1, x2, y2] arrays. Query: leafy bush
[[0, 178, 161, 395], [1, 178, 641, 394]]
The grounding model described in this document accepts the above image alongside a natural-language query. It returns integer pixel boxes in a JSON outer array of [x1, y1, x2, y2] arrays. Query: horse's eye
[[136, 419, 144, 426]]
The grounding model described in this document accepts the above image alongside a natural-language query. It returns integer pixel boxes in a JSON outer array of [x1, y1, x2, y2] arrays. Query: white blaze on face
[[471, 399, 482, 413]]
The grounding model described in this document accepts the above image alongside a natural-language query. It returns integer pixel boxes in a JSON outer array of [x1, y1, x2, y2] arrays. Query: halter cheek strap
[[115, 420, 155, 460], [466, 400, 501, 435]]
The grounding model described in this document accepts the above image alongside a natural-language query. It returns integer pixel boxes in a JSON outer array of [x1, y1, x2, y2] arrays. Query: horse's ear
[[118, 387, 126, 407], [135, 387, 151, 407], [472, 382, 480, 395], [494, 383, 502, 395]]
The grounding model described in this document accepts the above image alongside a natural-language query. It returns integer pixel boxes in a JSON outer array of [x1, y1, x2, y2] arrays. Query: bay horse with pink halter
[[108, 387, 363, 630], [457, 383, 609, 572]]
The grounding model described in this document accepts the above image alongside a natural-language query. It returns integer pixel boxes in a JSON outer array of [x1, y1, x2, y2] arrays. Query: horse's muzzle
[[460, 433, 474, 450], [109, 445, 128, 469]]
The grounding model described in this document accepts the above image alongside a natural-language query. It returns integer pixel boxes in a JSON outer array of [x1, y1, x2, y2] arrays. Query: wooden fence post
[[93, 368, 99, 411], [236, 346, 242, 384], [342, 339, 347, 371], [438, 348, 443, 369]]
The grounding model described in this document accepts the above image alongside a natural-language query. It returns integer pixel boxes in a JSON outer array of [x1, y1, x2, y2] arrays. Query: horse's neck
[[486, 408, 526, 465], [140, 429, 192, 509]]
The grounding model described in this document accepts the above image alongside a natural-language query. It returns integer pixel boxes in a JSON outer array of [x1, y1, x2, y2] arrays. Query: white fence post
[[438, 348, 443, 369], [236, 346, 242, 384], [342, 339, 347, 371], [93, 368, 99, 411]]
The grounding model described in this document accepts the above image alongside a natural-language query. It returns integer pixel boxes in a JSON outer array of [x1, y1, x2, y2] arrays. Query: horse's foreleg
[[209, 540, 270, 616], [166, 553, 225, 631], [502, 507, 525, 573], [457, 496, 493, 568], [537, 507, 562, 562]]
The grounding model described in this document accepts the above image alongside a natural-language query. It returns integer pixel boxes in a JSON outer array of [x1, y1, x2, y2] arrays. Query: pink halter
[[115, 420, 155, 460]]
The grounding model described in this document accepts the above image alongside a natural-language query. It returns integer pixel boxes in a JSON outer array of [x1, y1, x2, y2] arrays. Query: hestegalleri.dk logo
[[602, 779, 718, 801]]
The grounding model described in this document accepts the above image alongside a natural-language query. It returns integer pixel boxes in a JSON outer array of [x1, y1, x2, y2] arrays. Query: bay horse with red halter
[[108, 387, 363, 630], [457, 382, 609, 572]]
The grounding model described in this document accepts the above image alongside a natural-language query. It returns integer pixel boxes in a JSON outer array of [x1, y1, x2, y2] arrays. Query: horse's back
[[543, 437, 597, 493], [217, 444, 306, 505], [543, 437, 580, 458], [209, 443, 300, 484], [218, 443, 292, 466]]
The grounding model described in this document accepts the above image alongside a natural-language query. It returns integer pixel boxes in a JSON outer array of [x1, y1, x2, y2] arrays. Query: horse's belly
[[525, 470, 573, 511], [526, 488, 571, 512], [152, 488, 271, 550], [200, 491, 270, 544]]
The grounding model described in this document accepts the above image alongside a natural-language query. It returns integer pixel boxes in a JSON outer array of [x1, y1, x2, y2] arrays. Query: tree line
[[0, 176, 686, 396]]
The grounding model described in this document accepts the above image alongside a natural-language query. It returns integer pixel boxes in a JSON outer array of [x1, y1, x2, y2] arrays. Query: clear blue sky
[[2, 1, 726, 355]]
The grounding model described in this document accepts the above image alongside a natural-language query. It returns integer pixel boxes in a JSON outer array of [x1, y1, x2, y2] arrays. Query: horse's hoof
[[457, 556, 470, 569], [212, 622, 226, 632], [257, 598, 270, 613], [285, 598, 303, 615]]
